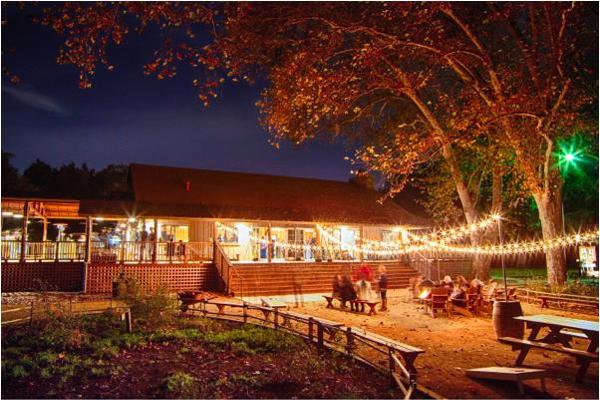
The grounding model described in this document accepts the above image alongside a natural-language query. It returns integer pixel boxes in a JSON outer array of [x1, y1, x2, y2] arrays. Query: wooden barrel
[[492, 300, 524, 339]]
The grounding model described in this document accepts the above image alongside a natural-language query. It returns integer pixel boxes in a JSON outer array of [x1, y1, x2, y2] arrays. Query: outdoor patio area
[[283, 289, 599, 399]]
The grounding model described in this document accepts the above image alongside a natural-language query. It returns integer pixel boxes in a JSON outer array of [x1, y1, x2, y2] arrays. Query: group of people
[[414, 274, 486, 307], [331, 264, 389, 312]]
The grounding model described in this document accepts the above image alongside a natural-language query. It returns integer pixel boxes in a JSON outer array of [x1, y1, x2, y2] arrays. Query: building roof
[[96, 163, 427, 227]]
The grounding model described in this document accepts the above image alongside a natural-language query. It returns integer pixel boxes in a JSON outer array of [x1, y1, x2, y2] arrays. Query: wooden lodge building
[[1, 163, 459, 297]]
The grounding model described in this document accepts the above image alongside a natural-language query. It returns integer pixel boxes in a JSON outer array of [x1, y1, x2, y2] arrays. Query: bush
[[118, 284, 177, 329]]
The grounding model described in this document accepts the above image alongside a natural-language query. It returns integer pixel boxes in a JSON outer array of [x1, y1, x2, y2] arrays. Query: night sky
[[1, 6, 352, 181]]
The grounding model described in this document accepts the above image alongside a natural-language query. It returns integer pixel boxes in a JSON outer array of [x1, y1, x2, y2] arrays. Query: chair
[[479, 282, 498, 313], [450, 287, 479, 316], [496, 287, 517, 301], [423, 286, 450, 318]]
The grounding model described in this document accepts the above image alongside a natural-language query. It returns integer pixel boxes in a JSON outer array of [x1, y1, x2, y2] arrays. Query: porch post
[[267, 223, 272, 263], [359, 225, 364, 262], [42, 218, 48, 241], [84, 216, 92, 263], [152, 218, 158, 263], [19, 201, 29, 263]]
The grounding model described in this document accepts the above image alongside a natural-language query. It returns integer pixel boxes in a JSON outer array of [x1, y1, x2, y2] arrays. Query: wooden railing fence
[[1, 240, 212, 264], [188, 299, 425, 399], [515, 288, 599, 313]]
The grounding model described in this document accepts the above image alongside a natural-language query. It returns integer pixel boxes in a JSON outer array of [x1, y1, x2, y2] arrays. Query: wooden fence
[[1, 298, 132, 332], [411, 257, 474, 280], [515, 288, 599, 314], [188, 299, 428, 399]]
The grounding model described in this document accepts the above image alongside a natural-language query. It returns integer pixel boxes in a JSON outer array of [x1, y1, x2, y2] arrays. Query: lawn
[[1, 294, 398, 399]]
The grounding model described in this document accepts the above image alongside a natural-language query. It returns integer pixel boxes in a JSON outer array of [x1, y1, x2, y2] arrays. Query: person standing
[[377, 264, 389, 311]]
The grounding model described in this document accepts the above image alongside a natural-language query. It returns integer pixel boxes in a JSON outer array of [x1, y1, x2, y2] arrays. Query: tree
[[1, 152, 23, 195], [19, 2, 597, 283]]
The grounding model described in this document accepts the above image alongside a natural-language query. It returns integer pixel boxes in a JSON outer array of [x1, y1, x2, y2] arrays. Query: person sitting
[[339, 274, 357, 310], [470, 278, 484, 295], [441, 275, 454, 294], [455, 274, 468, 287], [450, 283, 468, 306], [331, 274, 342, 298], [355, 275, 373, 313]]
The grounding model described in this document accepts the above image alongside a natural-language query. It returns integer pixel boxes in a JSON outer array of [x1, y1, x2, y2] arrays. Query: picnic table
[[516, 315, 599, 352], [499, 314, 599, 382]]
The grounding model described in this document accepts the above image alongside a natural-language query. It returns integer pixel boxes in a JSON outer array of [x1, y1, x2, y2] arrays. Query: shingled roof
[[79, 164, 428, 227]]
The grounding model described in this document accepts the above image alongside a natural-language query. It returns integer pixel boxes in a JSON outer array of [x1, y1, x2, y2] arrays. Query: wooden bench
[[323, 295, 343, 308], [539, 295, 599, 312], [358, 329, 424, 379], [466, 367, 549, 395], [206, 300, 241, 315], [499, 336, 598, 382], [349, 299, 380, 316]]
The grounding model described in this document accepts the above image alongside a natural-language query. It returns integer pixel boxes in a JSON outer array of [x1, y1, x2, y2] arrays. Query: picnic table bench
[[499, 314, 599, 382], [466, 367, 548, 395], [350, 299, 380, 315], [323, 295, 342, 308], [323, 295, 379, 316]]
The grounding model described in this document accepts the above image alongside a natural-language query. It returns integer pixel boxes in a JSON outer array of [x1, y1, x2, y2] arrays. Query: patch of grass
[[163, 371, 199, 398], [203, 325, 305, 354]]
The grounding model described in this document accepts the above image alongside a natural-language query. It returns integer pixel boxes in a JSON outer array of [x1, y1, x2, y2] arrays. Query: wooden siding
[[189, 220, 215, 242], [1, 262, 84, 292]]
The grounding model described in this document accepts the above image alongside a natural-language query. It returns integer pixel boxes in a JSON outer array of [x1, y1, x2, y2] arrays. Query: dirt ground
[[288, 289, 599, 399]]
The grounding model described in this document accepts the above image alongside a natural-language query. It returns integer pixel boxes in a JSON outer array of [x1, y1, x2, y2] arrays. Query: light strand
[[217, 222, 599, 257]]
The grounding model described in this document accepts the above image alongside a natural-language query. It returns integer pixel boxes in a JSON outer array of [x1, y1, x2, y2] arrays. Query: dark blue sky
[[1, 5, 352, 181]]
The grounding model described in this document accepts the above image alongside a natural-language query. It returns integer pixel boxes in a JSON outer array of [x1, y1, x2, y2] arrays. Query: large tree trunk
[[470, 231, 490, 279], [534, 191, 567, 285]]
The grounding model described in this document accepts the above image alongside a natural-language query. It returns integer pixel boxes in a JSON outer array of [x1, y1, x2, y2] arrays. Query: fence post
[[345, 327, 354, 355], [54, 241, 60, 263], [308, 317, 314, 341], [274, 308, 279, 330], [388, 348, 395, 386], [29, 301, 34, 325], [125, 309, 133, 333], [120, 242, 125, 264], [243, 303, 248, 323], [317, 322, 324, 348]]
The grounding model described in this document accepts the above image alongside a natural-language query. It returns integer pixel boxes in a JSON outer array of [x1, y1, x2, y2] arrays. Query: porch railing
[[1, 240, 213, 263], [213, 241, 234, 294]]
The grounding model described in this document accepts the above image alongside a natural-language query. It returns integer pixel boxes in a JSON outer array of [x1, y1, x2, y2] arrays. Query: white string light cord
[[358, 213, 500, 249], [319, 227, 599, 256], [217, 221, 599, 257]]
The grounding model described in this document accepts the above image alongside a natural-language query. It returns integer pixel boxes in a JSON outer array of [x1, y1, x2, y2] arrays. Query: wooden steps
[[226, 261, 418, 297]]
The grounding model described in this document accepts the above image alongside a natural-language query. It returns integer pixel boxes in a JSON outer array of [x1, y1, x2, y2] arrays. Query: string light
[[217, 222, 599, 257]]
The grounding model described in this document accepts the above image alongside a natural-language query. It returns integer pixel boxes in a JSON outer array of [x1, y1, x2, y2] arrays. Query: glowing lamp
[[13, 214, 23, 219]]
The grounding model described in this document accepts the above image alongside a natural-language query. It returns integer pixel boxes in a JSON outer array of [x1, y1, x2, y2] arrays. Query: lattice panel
[[86, 263, 218, 294], [1, 262, 84, 292]]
